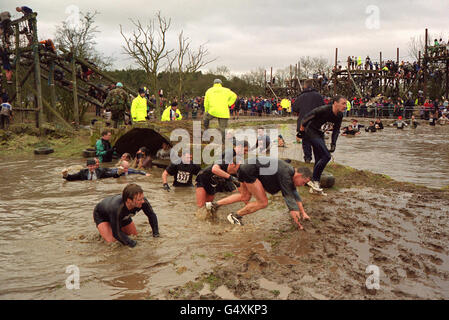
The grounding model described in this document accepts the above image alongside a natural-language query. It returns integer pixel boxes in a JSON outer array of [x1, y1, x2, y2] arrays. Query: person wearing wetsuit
[[162, 151, 202, 191], [365, 121, 377, 132], [292, 79, 325, 163], [62, 158, 118, 181], [391, 116, 408, 129], [207, 158, 312, 229], [300, 95, 346, 192], [341, 125, 358, 135], [93, 183, 159, 247], [374, 118, 384, 130]]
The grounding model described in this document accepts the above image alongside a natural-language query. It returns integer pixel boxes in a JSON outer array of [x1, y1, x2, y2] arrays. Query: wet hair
[[304, 79, 313, 88], [121, 153, 132, 161], [101, 129, 111, 137], [138, 146, 150, 155], [122, 183, 144, 203], [331, 95, 346, 104], [296, 167, 312, 180]]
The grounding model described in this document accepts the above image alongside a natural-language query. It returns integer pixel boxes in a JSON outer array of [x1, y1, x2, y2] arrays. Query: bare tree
[[274, 67, 290, 86], [170, 31, 216, 100], [55, 11, 111, 68], [210, 65, 231, 79], [120, 11, 173, 118], [408, 35, 426, 61]]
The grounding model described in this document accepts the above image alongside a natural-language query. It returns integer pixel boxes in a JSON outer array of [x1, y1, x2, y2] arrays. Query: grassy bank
[[0, 118, 296, 159]]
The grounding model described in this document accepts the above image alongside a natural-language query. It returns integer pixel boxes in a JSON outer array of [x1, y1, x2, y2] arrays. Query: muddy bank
[[167, 162, 449, 300]]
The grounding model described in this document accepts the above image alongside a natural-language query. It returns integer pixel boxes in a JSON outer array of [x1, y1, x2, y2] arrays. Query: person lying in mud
[[162, 150, 201, 191], [62, 158, 119, 181], [206, 158, 312, 230], [341, 125, 361, 136], [111, 160, 151, 177], [365, 121, 377, 132], [391, 116, 408, 129], [93, 183, 159, 248]]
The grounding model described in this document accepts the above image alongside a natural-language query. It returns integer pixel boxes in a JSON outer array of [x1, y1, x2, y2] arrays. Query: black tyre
[[34, 147, 54, 155], [83, 148, 97, 158], [320, 172, 335, 188]]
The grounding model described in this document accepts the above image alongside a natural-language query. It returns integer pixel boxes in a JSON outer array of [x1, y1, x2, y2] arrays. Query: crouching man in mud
[[206, 158, 312, 230], [93, 183, 159, 248]]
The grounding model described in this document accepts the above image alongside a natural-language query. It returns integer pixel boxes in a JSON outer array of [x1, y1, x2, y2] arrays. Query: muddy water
[[0, 158, 288, 299], [1, 122, 449, 300], [274, 122, 449, 188]]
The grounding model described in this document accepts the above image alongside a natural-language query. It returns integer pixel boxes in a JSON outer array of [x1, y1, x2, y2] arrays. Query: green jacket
[[204, 83, 237, 118], [96, 139, 112, 163]]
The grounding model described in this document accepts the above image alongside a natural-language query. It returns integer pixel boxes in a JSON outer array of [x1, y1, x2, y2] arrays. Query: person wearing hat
[[131, 88, 148, 123], [161, 101, 182, 121], [103, 82, 131, 128], [61, 158, 119, 181], [203, 79, 237, 142]]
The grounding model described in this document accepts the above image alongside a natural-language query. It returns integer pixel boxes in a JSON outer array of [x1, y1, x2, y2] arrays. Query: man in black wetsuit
[[162, 151, 202, 191], [207, 158, 312, 230], [292, 79, 325, 163], [93, 183, 159, 247], [62, 158, 118, 181], [300, 95, 346, 193]]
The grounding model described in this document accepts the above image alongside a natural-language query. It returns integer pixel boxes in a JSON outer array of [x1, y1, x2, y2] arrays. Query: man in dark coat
[[292, 79, 324, 163], [62, 158, 118, 181]]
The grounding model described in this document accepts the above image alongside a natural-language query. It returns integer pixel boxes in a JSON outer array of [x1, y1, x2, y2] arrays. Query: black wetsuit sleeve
[[142, 199, 159, 234], [64, 170, 86, 181], [193, 165, 202, 175], [300, 106, 321, 128], [165, 164, 177, 176], [331, 115, 342, 146], [110, 205, 133, 246]]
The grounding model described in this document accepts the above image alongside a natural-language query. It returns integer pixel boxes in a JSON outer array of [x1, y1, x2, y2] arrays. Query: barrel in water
[[320, 171, 335, 188]]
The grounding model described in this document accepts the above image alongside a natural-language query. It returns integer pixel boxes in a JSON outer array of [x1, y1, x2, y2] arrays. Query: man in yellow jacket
[[280, 98, 291, 116], [203, 79, 237, 141], [131, 88, 148, 123], [161, 102, 183, 121]]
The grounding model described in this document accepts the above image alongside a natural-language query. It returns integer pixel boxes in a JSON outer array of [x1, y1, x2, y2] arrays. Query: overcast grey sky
[[6, 0, 449, 74]]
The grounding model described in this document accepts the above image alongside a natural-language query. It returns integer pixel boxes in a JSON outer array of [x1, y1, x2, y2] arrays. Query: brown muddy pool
[[1, 121, 448, 299]]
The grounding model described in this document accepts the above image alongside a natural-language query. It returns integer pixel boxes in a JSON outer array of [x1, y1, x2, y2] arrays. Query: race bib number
[[176, 171, 190, 184]]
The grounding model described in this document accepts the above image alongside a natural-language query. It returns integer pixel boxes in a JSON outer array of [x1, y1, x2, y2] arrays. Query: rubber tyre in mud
[[34, 147, 54, 155], [320, 172, 335, 188], [83, 148, 96, 158]]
